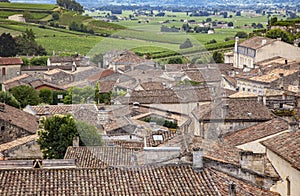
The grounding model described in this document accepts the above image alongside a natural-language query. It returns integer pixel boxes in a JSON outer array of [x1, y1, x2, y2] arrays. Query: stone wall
[[2, 140, 42, 159], [0, 120, 33, 144]]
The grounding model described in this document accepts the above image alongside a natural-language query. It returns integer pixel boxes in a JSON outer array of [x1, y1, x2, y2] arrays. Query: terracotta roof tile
[[261, 130, 300, 171], [140, 81, 164, 90], [130, 87, 212, 104], [224, 118, 288, 146], [0, 134, 38, 152], [193, 99, 273, 121], [238, 36, 276, 50], [64, 146, 137, 167], [0, 165, 277, 195], [0, 57, 22, 65], [0, 104, 38, 134]]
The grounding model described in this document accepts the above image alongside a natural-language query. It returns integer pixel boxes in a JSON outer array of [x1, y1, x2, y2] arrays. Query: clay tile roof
[[238, 36, 276, 50], [3, 74, 30, 85], [64, 146, 136, 167], [140, 81, 164, 90], [193, 99, 273, 121], [250, 69, 298, 83], [130, 87, 212, 104], [261, 130, 300, 171], [43, 68, 68, 75], [209, 168, 280, 196], [0, 104, 38, 134], [224, 118, 288, 146], [111, 50, 149, 65], [98, 80, 115, 93], [229, 91, 258, 98], [87, 69, 115, 82], [29, 104, 97, 116], [0, 57, 22, 65], [0, 165, 278, 195], [0, 134, 38, 152], [49, 56, 73, 63]]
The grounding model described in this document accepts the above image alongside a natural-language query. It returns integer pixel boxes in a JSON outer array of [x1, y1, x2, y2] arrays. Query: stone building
[[0, 104, 38, 144], [231, 36, 300, 69], [0, 57, 22, 83]]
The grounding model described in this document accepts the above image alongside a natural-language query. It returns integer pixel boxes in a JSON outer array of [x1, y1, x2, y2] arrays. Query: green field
[[0, 2, 57, 10]]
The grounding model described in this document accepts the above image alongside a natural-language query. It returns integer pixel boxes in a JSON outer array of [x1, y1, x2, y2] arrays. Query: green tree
[[9, 85, 40, 108], [0, 33, 17, 57], [227, 22, 234, 27], [39, 89, 53, 104], [266, 29, 294, 44], [235, 31, 248, 38], [0, 91, 20, 108], [15, 29, 47, 56], [64, 86, 95, 104], [75, 120, 103, 146], [37, 115, 102, 159], [168, 57, 183, 64], [52, 12, 60, 20], [212, 51, 224, 63]]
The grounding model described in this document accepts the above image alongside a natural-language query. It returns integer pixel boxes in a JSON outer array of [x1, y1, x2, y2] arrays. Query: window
[[2, 68, 5, 76], [0, 126, 4, 131]]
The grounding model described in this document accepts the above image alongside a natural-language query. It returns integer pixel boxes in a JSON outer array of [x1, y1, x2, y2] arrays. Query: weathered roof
[[64, 146, 136, 167], [3, 74, 64, 91], [261, 130, 300, 171], [98, 80, 115, 93], [43, 68, 70, 75], [140, 81, 164, 90], [193, 99, 273, 121], [250, 69, 298, 83], [224, 118, 288, 146], [48, 56, 73, 63], [28, 104, 97, 116], [238, 36, 276, 50], [0, 104, 38, 134], [0, 134, 38, 152], [130, 87, 212, 104], [111, 50, 150, 65], [0, 165, 278, 195], [0, 57, 22, 65]]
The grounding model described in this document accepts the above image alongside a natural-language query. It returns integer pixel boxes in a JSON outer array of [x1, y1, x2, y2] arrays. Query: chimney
[[73, 136, 79, 147], [222, 104, 229, 118], [239, 151, 265, 174], [257, 95, 263, 104], [279, 73, 284, 89], [262, 94, 267, 106], [288, 121, 298, 132], [228, 181, 236, 196], [193, 148, 203, 170], [234, 37, 239, 53]]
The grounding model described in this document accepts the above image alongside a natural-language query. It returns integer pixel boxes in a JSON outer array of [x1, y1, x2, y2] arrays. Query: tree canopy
[[266, 28, 294, 44], [64, 86, 95, 104], [15, 29, 47, 56], [9, 85, 40, 108], [0, 33, 17, 57], [57, 0, 83, 13], [211, 51, 224, 63], [37, 114, 103, 159], [180, 38, 193, 49], [0, 91, 20, 108]]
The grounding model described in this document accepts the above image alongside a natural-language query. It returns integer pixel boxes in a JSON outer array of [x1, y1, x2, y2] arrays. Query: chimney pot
[[288, 121, 298, 132]]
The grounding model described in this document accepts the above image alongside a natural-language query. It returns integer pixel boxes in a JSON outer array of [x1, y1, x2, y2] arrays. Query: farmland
[[0, 2, 273, 63]]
